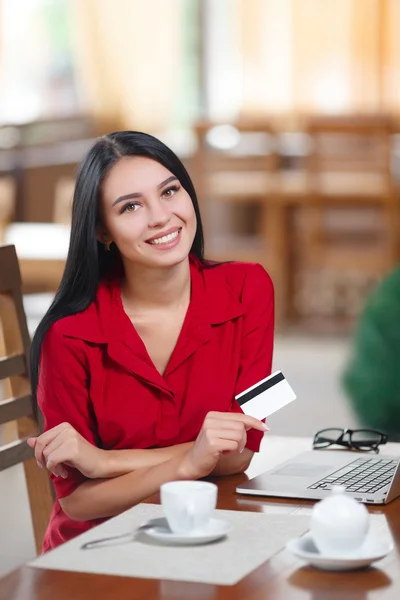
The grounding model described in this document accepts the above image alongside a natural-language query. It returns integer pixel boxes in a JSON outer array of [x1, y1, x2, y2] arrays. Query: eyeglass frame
[[312, 428, 388, 454]]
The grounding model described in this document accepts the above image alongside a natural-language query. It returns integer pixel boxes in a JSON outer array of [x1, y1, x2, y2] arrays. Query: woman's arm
[[35, 329, 195, 498], [211, 448, 254, 476], [59, 412, 266, 521], [59, 452, 191, 521], [104, 442, 195, 476], [29, 420, 251, 480], [28, 424, 194, 478]]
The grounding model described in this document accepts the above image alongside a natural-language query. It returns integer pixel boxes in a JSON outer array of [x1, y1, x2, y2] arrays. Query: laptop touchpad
[[272, 463, 331, 478]]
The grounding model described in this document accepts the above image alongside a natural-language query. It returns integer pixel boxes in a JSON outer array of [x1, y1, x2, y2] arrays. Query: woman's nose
[[148, 200, 171, 228]]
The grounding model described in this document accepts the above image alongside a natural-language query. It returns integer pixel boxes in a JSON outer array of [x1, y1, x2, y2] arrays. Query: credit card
[[235, 371, 296, 420]]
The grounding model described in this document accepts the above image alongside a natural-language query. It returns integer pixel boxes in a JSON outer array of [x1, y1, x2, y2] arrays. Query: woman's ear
[[96, 227, 110, 244]]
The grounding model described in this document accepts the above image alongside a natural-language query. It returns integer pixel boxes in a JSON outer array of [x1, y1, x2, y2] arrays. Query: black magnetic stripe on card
[[236, 372, 285, 406]]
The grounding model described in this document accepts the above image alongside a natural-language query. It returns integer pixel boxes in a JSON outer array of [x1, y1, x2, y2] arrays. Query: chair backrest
[[194, 118, 278, 177], [306, 114, 395, 193], [303, 114, 398, 235], [0, 244, 53, 554], [192, 119, 279, 243], [292, 115, 399, 329]]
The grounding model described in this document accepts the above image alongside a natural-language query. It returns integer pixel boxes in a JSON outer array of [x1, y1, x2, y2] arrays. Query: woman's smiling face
[[100, 155, 197, 269]]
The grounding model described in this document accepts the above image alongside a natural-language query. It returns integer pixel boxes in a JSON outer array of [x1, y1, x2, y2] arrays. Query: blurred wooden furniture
[[0, 245, 54, 554], [0, 116, 94, 149], [53, 176, 75, 224], [3, 224, 69, 293], [0, 176, 16, 242], [1, 435, 400, 598], [283, 114, 400, 329], [193, 120, 288, 324], [0, 116, 94, 223], [0, 171, 73, 293], [193, 119, 278, 253]]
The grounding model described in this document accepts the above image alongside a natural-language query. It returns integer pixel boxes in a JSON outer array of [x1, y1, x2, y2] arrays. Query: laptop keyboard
[[308, 457, 397, 494]]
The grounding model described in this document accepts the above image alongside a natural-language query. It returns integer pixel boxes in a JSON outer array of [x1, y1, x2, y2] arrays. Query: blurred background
[[1, 0, 400, 574]]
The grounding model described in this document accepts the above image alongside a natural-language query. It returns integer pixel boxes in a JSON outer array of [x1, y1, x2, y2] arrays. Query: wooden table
[[1, 436, 399, 600]]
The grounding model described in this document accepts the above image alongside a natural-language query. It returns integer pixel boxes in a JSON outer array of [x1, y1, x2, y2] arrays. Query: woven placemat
[[30, 503, 309, 586]]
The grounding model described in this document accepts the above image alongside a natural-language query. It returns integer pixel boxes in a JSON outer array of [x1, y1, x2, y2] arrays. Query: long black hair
[[30, 131, 207, 407]]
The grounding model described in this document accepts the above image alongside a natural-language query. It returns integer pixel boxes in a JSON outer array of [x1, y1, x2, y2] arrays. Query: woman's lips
[[146, 227, 182, 250]]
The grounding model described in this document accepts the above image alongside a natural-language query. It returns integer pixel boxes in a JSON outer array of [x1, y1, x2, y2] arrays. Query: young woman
[[28, 131, 274, 551]]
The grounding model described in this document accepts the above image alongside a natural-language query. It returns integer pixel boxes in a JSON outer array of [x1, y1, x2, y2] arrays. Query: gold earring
[[105, 240, 111, 251]]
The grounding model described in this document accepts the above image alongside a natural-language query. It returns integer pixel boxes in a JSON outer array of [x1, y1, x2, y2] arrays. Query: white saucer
[[141, 517, 232, 546], [286, 533, 394, 571]]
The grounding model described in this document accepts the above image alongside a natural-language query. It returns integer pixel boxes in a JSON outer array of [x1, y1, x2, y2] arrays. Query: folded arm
[[58, 411, 264, 521]]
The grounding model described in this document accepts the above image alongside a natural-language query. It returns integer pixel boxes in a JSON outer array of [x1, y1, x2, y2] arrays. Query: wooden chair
[[193, 119, 288, 324], [193, 119, 278, 242], [289, 114, 399, 328], [0, 245, 54, 554]]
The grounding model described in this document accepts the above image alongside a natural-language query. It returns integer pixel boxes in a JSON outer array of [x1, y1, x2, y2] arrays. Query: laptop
[[236, 450, 400, 504]]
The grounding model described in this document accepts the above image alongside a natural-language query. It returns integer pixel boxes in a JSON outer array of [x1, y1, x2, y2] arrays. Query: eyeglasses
[[313, 428, 388, 454]]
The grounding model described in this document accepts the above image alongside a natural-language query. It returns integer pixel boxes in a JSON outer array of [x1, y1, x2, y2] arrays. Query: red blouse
[[38, 257, 274, 551]]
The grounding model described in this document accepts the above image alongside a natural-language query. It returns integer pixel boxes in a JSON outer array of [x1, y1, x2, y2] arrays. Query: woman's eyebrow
[[112, 176, 178, 207]]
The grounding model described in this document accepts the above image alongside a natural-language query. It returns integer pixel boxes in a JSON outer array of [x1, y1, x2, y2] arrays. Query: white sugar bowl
[[310, 486, 370, 555]]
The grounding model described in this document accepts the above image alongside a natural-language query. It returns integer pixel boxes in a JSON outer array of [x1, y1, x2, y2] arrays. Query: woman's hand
[[27, 423, 107, 479], [179, 411, 268, 480]]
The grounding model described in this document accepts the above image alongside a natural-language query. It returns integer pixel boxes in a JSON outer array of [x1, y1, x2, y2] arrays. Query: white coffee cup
[[160, 481, 218, 534]]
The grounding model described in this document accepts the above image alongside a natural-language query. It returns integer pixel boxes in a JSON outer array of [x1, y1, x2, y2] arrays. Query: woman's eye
[[121, 202, 140, 213], [162, 185, 179, 198]]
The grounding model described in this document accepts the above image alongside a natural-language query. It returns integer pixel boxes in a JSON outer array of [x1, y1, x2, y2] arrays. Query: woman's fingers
[[32, 423, 73, 468], [42, 437, 69, 478], [242, 417, 268, 432], [206, 411, 268, 432], [46, 450, 69, 479], [34, 432, 59, 468], [214, 438, 241, 454], [201, 412, 267, 456], [27, 437, 44, 469], [205, 418, 245, 432], [238, 429, 247, 453], [204, 427, 245, 455]]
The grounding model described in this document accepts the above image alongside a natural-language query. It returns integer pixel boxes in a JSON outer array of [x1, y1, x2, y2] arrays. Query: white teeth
[[148, 230, 180, 245]]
